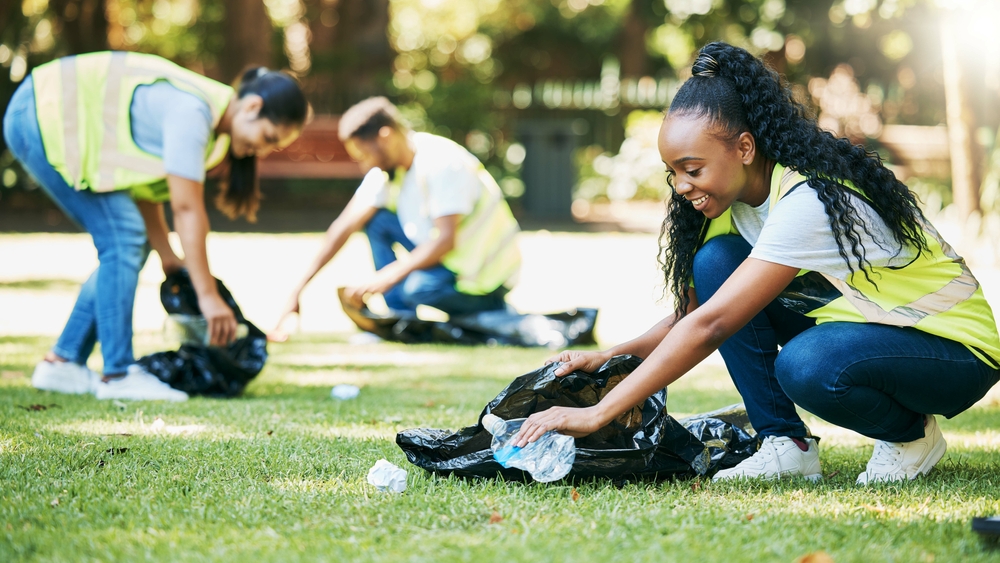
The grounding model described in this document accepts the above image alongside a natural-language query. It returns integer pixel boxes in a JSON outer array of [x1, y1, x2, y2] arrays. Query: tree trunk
[[617, 0, 648, 78], [48, 0, 109, 54], [220, 0, 274, 82], [305, 0, 391, 113], [940, 11, 981, 222]]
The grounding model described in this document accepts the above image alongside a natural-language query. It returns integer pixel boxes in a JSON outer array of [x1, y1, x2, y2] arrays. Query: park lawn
[[1, 333, 999, 563]]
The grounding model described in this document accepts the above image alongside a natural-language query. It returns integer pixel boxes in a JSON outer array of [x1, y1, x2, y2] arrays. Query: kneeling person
[[278, 97, 520, 326]]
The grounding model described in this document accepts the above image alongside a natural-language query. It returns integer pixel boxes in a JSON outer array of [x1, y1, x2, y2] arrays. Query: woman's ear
[[239, 94, 264, 119], [737, 131, 757, 165]]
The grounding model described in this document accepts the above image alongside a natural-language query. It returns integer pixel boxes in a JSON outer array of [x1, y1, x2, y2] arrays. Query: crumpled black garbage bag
[[396, 355, 758, 481], [136, 270, 267, 397], [338, 287, 597, 348]]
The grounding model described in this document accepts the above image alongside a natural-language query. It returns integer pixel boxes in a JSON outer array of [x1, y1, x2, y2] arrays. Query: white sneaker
[[713, 436, 822, 482], [856, 415, 947, 485], [32, 360, 101, 394], [94, 365, 188, 402]]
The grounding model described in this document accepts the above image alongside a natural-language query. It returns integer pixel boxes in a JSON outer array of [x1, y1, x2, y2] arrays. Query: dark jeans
[[364, 209, 506, 316], [692, 235, 1000, 442]]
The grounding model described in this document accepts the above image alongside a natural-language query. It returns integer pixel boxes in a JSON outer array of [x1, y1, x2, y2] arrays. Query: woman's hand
[[546, 350, 613, 376], [198, 292, 238, 346], [513, 406, 606, 447]]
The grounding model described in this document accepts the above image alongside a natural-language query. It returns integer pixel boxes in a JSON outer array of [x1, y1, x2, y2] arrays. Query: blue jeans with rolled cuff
[[691, 235, 1000, 443], [364, 208, 507, 316], [3, 77, 149, 374]]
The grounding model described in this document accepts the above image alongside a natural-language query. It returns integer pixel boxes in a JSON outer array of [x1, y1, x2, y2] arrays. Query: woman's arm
[[547, 288, 699, 376], [135, 200, 183, 274], [514, 258, 800, 446], [167, 174, 238, 346]]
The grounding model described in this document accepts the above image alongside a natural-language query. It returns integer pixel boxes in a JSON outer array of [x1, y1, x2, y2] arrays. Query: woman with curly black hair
[[513, 42, 1000, 485]]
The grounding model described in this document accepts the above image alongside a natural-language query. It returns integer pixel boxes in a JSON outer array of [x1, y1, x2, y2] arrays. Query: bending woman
[[3, 52, 308, 401], [514, 42, 1000, 484]]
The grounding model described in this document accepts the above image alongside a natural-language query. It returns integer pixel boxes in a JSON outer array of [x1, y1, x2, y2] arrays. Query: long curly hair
[[659, 42, 928, 320]]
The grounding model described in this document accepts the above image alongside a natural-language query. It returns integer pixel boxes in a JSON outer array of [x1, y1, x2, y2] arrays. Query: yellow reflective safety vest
[[698, 163, 1000, 368], [385, 159, 521, 296], [31, 51, 234, 202]]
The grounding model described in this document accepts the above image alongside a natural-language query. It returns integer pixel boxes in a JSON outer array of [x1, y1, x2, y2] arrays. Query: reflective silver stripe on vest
[[822, 219, 979, 327], [59, 58, 81, 189], [97, 52, 164, 190], [455, 190, 502, 246], [59, 53, 170, 192]]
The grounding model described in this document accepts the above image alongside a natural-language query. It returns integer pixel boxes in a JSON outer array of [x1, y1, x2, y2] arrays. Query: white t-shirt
[[731, 183, 918, 280], [353, 132, 483, 245]]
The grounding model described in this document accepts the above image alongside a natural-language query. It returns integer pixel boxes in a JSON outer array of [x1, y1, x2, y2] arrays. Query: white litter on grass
[[366, 459, 407, 493], [331, 384, 360, 400], [348, 332, 384, 345]]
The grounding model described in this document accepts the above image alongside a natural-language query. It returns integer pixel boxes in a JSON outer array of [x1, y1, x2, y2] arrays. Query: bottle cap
[[482, 414, 505, 436]]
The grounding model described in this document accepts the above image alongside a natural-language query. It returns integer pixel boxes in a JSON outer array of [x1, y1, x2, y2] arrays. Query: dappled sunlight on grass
[[50, 418, 220, 438], [268, 477, 350, 494]]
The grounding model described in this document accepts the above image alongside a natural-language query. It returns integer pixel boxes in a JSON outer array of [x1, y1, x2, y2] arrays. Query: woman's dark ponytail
[[660, 42, 928, 320], [215, 67, 309, 222]]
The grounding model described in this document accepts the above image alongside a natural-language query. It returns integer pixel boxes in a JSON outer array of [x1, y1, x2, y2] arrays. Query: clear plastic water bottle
[[482, 413, 576, 483], [166, 314, 249, 347]]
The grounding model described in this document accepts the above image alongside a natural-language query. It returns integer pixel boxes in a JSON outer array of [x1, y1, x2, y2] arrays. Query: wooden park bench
[[258, 115, 363, 180]]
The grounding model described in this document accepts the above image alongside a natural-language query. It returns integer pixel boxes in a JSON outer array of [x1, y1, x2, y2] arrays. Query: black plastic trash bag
[[136, 270, 267, 397], [338, 287, 598, 348], [396, 355, 758, 481]]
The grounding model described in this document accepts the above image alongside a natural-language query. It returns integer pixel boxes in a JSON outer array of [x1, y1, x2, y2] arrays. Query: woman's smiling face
[[657, 113, 765, 219]]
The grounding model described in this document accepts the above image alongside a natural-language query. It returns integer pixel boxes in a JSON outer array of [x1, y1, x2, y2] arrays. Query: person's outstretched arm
[[168, 174, 237, 347], [343, 214, 459, 307], [136, 199, 184, 275], [514, 258, 800, 446], [273, 193, 378, 331]]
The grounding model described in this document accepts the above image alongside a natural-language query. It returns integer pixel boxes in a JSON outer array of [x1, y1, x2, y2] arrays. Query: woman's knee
[[774, 334, 835, 404]]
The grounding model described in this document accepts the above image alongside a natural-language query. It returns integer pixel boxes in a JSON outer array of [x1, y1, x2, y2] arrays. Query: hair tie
[[692, 53, 719, 77]]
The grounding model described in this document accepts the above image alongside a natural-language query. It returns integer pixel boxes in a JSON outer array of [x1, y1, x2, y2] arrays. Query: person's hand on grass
[[546, 350, 613, 376], [513, 406, 605, 447], [345, 265, 405, 309]]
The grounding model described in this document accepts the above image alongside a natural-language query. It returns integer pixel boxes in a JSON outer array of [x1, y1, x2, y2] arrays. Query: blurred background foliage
[[2, 0, 1000, 229]]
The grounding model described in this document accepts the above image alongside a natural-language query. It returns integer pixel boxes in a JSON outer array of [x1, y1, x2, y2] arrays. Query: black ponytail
[[660, 42, 928, 319], [216, 67, 309, 222]]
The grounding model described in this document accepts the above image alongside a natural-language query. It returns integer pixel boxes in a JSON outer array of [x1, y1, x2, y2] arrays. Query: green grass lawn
[[2, 333, 999, 562]]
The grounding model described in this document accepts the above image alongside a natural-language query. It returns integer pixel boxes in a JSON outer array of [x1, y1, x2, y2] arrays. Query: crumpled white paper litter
[[367, 459, 407, 493], [331, 384, 360, 400]]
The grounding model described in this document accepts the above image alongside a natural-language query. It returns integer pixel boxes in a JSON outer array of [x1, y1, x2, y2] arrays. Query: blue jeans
[[3, 77, 148, 374], [364, 209, 506, 316], [692, 235, 1000, 442]]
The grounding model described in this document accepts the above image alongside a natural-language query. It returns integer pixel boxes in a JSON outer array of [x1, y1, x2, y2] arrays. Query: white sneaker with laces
[[32, 360, 101, 394], [713, 435, 822, 482], [856, 415, 946, 485], [94, 365, 188, 402]]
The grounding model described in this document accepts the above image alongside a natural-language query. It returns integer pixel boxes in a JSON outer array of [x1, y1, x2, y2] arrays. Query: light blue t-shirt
[[129, 81, 214, 182]]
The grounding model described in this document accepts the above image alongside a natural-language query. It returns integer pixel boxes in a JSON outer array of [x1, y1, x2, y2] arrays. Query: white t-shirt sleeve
[[352, 168, 390, 209], [749, 185, 914, 280], [423, 160, 480, 219]]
